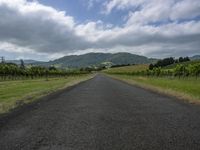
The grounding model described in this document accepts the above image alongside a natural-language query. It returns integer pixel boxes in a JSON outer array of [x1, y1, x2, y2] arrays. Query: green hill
[[39, 52, 155, 68]]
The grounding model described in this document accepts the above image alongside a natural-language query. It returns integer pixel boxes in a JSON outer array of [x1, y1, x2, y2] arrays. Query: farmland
[[104, 64, 148, 74]]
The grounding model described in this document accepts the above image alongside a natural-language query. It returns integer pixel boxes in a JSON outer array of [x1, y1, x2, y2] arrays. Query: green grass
[[109, 75, 200, 102], [104, 64, 148, 74], [104, 60, 200, 102], [0, 75, 92, 113]]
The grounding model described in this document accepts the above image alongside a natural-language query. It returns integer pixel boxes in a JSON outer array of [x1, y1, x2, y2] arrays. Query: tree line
[[149, 57, 190, 70]]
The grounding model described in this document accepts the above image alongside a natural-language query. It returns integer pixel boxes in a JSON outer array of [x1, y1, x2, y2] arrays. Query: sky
[[0, 0, 200, 61]]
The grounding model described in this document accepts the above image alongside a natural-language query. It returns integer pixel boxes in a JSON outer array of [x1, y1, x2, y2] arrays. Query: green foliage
[[106, 62, 200, 78], [149, 64, 154, 70], [0, 63, 90, 81], [179, 56, 190, 62], [188, 63, 200, 77], [149, 57, 190, 70], [164, 60, 200, 69]]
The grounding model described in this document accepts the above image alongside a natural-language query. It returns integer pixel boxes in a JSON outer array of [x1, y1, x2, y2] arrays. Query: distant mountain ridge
[[6, 59, 44, 65], [6, 53, 200, 68], [39, 52, 156, 68], [190, 55, 200, 61]]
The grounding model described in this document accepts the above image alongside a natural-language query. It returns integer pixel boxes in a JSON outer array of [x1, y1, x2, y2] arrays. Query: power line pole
[[1, 56, 5, 63]]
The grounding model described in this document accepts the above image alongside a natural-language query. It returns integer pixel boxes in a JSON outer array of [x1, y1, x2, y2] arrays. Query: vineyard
[[0, 61, 90, 81], [106, 60, 200, 78], [0, 60, 93, 113]]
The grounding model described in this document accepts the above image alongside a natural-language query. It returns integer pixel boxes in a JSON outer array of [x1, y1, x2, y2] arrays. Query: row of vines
[[108, 63, 200, 78], [0, 63, 90, 80]]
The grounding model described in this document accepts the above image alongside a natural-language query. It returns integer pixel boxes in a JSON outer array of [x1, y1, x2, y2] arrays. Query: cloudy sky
[[0, 0, 200, 61]]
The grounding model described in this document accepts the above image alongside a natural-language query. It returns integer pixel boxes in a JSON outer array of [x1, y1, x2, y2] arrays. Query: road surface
[[0, 74, 200, 150]]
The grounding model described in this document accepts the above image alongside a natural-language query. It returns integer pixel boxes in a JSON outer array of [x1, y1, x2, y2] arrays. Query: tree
[[183, 57, 190, 62], [179, 57, 184, 63], [149, 64, 154, 70], [154, 57, 175, 68], [49, 66, 57, 71], [178, 57, 190, 63]]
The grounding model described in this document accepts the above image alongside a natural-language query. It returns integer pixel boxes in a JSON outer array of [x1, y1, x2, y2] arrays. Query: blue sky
[[36, 0, 127, 26], [0, 0, 200, 61]]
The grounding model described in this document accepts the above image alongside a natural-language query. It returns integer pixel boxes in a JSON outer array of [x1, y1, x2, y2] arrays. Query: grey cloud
[[0, 2, 92, 53], [0, 0, 199, 60]]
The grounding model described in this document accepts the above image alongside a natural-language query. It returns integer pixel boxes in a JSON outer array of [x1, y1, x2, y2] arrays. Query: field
[[104, 64, 148, 74], [0, 75, 92, 114], [105, 63, 200, 102]]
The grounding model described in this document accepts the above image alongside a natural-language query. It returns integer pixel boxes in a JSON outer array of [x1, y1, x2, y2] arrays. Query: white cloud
[[85, 0, 102, 9], [102, 0, 146, 14], [171, 0, 200, 20], [104, 0, 200, 24], [0, 0, 199, 60], [0, 42, 34, 53], [0, 0, 91, 52]]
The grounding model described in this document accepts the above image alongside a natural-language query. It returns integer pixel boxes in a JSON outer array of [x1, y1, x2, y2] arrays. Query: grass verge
[[108, 74, 200, 104], [0, 74, 93, 114]]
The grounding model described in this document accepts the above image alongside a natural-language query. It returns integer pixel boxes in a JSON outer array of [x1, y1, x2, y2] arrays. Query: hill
[[6, 60, 44, 65], [39, 52, 155, 68], [190, 55, 200, 60]]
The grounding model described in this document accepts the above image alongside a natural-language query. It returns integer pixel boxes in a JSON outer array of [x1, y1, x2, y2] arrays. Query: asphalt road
[[1, 74, 200, 150]]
